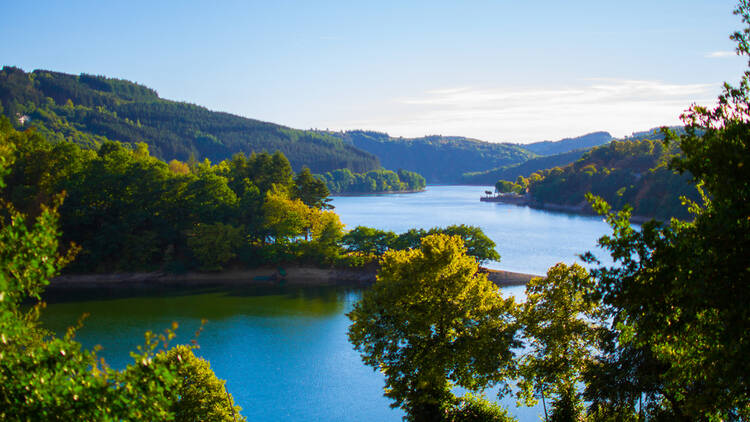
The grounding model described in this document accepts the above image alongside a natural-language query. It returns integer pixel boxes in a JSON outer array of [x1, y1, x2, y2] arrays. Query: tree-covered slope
[[519, 131, 612, 156], [324, 130, 534, 183], [461, 148, 590, 185], [0, 66, 379, 173], [522, 137, 700, 220]]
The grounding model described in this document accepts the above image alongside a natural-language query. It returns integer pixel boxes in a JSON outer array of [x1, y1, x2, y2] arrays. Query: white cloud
[[706, 50, 737, 58], [325, 79, 721, 142]]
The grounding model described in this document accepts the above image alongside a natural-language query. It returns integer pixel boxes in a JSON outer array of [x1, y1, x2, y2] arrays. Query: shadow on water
[[39, 285, 354, 338], [43, 283, 357, 304]]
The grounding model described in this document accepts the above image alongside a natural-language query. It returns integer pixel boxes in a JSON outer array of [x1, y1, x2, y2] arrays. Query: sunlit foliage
[[348, 234, 519, 421]]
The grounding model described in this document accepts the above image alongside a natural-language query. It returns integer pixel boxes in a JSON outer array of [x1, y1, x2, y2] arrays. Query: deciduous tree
[[348, 234, 519, 421]]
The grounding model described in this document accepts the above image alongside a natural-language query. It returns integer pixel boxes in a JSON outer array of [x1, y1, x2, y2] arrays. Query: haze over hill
[[323, 130, 616, 184], [322, 130, 534, 183], [519, 131, 613, 156]]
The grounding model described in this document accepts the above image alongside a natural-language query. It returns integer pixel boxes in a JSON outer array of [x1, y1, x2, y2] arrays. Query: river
[[41, 186, 617, 421], [333, 185, 614, 275]]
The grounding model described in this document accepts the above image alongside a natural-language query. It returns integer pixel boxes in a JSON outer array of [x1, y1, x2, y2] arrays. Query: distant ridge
[[520, 131, 613, 156], [0, 66, 380, 173], [461, 148, 590, 185], [322, 130, 534, 183]]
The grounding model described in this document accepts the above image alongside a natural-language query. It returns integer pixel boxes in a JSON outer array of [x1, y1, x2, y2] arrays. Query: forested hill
[[520, 138, 700, 220], [0, 66, 379, 173], [461, 148, 590, 185], [463, 129, 688, 185], [323, 130, 534, 183], [519, 131, 612, 156]]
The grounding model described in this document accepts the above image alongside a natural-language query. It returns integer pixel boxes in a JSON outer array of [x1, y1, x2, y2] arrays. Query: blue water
[[332, 185, 615, 275], [44, 287, 404, 421], [41, 186, 617, 421]]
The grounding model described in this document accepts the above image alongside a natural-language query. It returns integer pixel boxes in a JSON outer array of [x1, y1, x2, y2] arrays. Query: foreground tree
[[517, 263, 602, 421], [158, 345, 245, 421], [348, 234, 519, 421], [581, 2, 750, 418], [0, 140, 245, 420]]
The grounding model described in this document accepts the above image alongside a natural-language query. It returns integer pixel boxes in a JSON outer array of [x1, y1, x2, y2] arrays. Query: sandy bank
[[49, 266, 538, 290]]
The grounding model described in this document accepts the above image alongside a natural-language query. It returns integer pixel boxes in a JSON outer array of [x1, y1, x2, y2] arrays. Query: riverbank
[[528, 202, 651, 224], [48, 265, 538, 290], [332, 188, 426, 197], [482, 194, 652, 223]]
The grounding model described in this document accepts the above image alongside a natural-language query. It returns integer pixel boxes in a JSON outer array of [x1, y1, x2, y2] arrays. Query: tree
[[431, 224, 500, 264], [340, 226, 398, 255], [347, 234, 519, 421], [262, 187, 310, 243], [158, 345, 246, 421], [293, 167, 332, 210], [309, 209, 345, 245], [0, 117, 246, 421], [517, 263, 602, 421], [580, 2, 750, 418], [187, 222, 245, 271], [494, 180, 522, 194], [341, 225, 501, 265]]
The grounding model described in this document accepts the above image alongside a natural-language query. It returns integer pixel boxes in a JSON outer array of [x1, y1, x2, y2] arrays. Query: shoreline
[[331, 188, 425, 197], [482, 195, 652, 224], [48, 266, 539, 291]]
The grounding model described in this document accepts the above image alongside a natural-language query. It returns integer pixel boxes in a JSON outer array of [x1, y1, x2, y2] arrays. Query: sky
[[2, 0, 747, 143]]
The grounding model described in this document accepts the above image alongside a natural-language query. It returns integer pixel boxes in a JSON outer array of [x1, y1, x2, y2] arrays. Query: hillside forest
[[0, 67, 379, 174], [1, 66, 628, 191], [495, 137, 701, 220], [0, 117, 494, 274]]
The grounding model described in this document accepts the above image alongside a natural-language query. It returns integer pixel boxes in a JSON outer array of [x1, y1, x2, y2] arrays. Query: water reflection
[[43, 285, 348, 321], [41, 284, 539, 421]]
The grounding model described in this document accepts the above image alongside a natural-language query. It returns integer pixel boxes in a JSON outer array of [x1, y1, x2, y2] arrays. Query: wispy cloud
[[706, 50, 736, 58], [327, 79, 721, 142]]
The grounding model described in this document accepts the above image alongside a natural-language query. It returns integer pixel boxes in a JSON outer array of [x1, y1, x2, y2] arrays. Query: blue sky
[[2, 0, 746, 142]]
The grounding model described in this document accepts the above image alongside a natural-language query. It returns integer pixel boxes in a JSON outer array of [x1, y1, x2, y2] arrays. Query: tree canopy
[[341, 224, 500, 265], [575, 3, 750, 417], [316, 168, 425, 195], [0, 141, 246, 420], [0, 120, 350, 273], [347, 234, 519, 421]]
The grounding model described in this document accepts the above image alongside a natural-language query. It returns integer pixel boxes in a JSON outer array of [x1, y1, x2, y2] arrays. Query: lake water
[[333, 185, 615, 275], [41, 186, 617, 421]]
